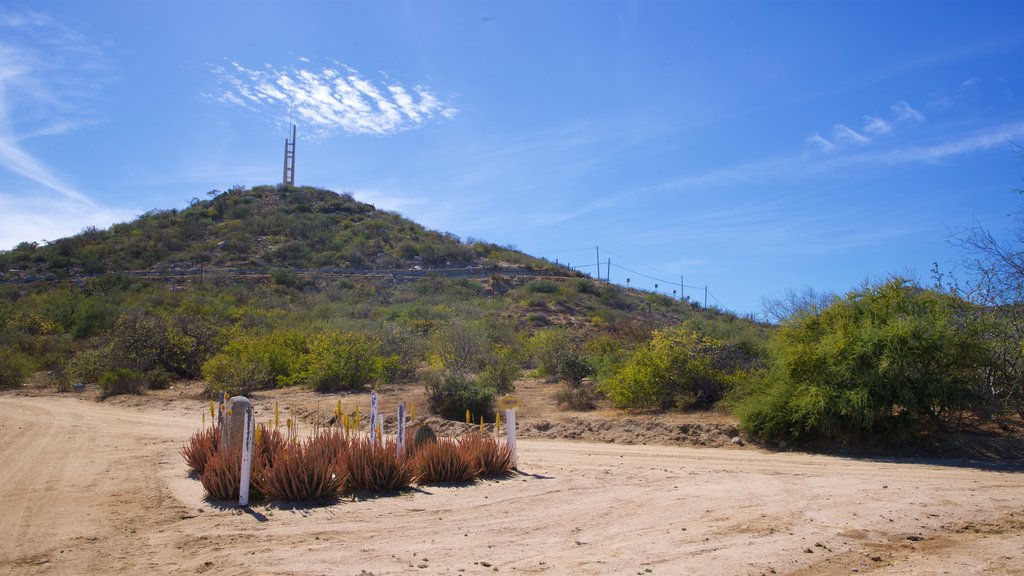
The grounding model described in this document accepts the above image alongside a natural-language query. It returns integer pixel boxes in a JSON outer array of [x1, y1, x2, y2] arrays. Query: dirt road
[[2, 393, 1022, 575]]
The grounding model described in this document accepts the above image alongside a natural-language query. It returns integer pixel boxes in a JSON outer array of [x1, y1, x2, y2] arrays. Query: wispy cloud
[[209, 59, 458, 138], [877, 120, 1024, 164], [809, 100, 925, 153], [0, 8, 126, 248], [647, 120, 1024, 201], [833, 123, 870, 145], [863, 115, 892, 135], [891, 100, 924, 123], [806, 133, 837, 152]]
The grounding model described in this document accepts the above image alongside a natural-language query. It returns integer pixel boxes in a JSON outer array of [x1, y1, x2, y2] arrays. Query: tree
[[761, 286, 836, 324], [951, 148, 1024, 417], [736, 278, 991, 441]]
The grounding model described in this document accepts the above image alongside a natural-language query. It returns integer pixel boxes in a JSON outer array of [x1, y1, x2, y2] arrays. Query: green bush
[[68, 345, 115, 383], [202, 353, 273, 397], [426, 371, 496, 421], [0, 347, 33, 389], [99, 368, 147, 397], [201, 329, 307, 393], [478, 344, 521, 394], [529, 328, 593, 386], [734, 278, 990, 441], [304, 331, 383, 392], [599, 327, 725, 411], [524, 280, 560, 294]]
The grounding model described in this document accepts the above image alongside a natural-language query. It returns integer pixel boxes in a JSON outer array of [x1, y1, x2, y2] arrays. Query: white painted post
[[396, 402, 406, 456], [239, 404, 254, 507], [506, 409, 517, 463], [369, 392, 379, 446]]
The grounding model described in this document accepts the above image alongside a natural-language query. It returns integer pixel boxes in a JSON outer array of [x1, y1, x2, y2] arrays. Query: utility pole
[[704, 285, 708, 309], [595, 246, 600, 281], [607, 258, 611, 283], [680, 276, 684, 301], [282, 123, 296, 186]]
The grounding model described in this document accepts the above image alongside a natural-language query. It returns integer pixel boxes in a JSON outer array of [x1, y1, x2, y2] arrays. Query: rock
[[534, 420, 551, 432], [220, 396, 253, 453], [731, 436, 743, 446], [412, 425, 437, 450], [778, 440, 788, 450]]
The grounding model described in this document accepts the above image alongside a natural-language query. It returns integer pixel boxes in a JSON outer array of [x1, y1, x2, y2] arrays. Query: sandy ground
[[2, 390, 1023, 576]]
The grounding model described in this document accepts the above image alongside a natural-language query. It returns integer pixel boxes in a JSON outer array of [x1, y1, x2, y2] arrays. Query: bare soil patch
[[2, 380, 1023, 575]]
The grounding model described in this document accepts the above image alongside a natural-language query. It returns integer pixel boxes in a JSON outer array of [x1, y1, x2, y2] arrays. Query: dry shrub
[[345, 437, 414, 493], [460, 432, 516, 477], [181, 426, 219, 476], [415, 437, 477, 484], [255, 431, 347, 501]]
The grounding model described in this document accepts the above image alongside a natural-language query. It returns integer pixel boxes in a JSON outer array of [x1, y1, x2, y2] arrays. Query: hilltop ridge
[[0, 185, 561, 279]]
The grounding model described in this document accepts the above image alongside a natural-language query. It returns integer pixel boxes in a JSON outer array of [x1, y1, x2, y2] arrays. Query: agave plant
[[415, 437, 478, 484], [181, 426, 220, 476], [460, 432, 516, 477], [345, 437, 414, 493], [254, 431, 347, 502]]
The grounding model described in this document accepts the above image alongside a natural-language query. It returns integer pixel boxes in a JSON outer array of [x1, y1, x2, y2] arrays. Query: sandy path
[[1, 394, 1022, 576]]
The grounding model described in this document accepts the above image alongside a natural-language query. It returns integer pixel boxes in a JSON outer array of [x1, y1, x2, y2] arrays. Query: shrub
[[599, 327, 725, 411], [529, 328, 593, 387], [524, 280, 560, 294], [109, 312, 168, 373], [426, 371, 496, 421], [202, 353, 273, 397], [67, 345, 115, 383], [428, 322, 488, 376], [304, 331, 383, 392], [734, 278, 991, 441], [478, 344, 521, 394], [0, 347, 33, 389], [201, 329, 306, 393], [555, 382, 599, 411], [415, 437, 478, 483], [99, 368, 147, 398], [146, 367, 173, 390]]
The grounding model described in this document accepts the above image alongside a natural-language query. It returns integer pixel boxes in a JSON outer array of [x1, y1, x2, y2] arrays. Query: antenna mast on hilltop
[[282, 123, 296, 186]]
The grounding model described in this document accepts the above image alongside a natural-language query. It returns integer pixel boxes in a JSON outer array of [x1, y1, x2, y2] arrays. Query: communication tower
[[282, 123, 296, 186]]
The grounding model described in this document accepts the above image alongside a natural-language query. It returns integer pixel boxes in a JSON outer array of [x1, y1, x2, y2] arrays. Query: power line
[[608, 262, 680, 287]]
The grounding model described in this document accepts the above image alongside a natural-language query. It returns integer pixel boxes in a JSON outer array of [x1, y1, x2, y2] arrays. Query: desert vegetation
[[181, 423, 515, 502], [3, 184, 1023, 450]]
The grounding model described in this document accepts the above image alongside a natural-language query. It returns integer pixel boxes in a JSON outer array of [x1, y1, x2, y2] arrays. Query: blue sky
[[1, 1, 1023, 316]]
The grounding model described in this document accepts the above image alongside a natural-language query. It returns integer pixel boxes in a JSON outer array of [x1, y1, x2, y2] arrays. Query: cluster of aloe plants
[[181, 424, 516, 502]]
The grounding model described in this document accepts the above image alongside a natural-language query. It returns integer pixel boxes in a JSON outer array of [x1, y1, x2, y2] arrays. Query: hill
[[0, 184, 765, 420], [0, 184, 553, 277]]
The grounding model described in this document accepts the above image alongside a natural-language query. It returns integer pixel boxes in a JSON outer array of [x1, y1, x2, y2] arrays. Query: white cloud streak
[[210, 60, 458, 137], [863, 115, 892, 135], [812, 100, 925, 152], [806, 133, 836, 152], [0, 8, 126, 248], [833, 123, 870, 145], [891, 100, 924, 123]]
